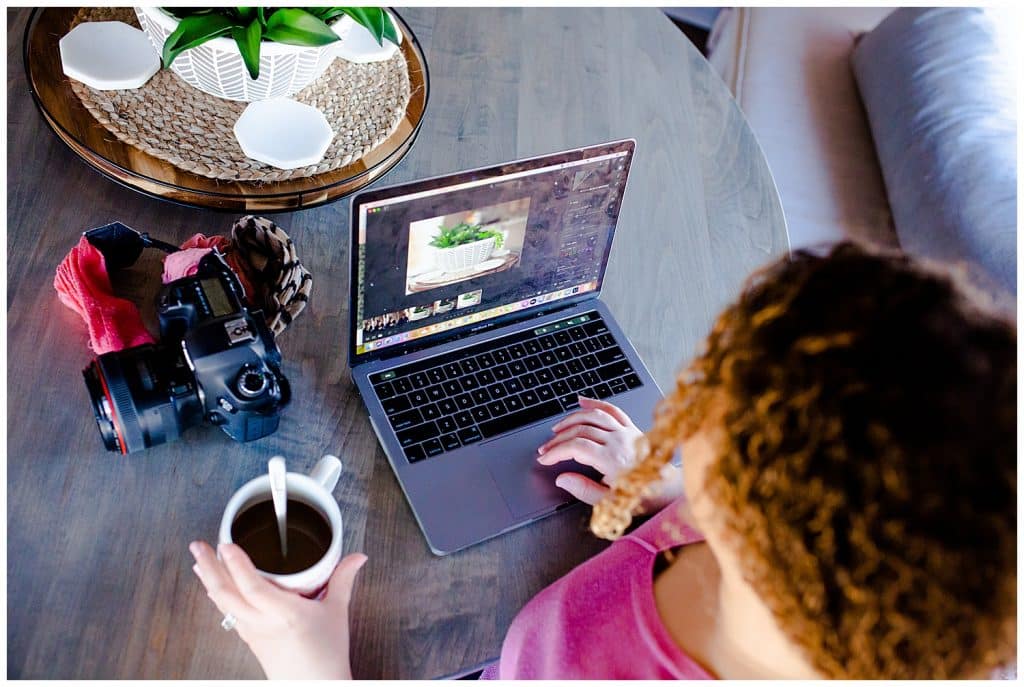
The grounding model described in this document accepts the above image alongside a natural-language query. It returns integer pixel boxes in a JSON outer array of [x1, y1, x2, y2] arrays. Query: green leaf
[[162, 13, 235, 68], [161, 7, 216, 20], [256, 6, 267, 27], [232, 19, 264, 80], [315, 7, 349, 24], [235, 7, 255, 22], [341, 7, 386, 45], [263, 8, 341, 47], [430, 222, 502, 248], [381, 12, 400, 46]]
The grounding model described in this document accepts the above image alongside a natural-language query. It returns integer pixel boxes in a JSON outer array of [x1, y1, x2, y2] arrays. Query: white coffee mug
[[219, 455, 343, 598]]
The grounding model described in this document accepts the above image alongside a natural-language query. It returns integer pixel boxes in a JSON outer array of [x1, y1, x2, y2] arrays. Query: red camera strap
[[53, 236, 156, 354], [54, 216, 311, 354]]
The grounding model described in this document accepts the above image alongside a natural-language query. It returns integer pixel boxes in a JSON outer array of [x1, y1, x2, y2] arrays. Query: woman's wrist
[[638, 464, 685, 514]]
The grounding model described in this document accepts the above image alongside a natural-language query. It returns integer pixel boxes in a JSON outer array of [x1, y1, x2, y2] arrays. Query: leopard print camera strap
[[230, 216, 312, 337]]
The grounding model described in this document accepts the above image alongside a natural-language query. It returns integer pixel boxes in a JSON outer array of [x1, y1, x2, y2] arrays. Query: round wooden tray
[[23, 8, 429, 212]]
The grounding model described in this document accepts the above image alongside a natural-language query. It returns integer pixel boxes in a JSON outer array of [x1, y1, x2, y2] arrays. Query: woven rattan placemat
[[67, 8, 412, 182]]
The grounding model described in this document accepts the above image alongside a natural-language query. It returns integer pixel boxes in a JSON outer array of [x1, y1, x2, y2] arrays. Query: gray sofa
[[707, 7, 1016, 296]]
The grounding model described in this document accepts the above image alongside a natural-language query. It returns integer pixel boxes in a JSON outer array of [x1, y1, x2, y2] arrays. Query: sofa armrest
[[707, 8, 896, 250]]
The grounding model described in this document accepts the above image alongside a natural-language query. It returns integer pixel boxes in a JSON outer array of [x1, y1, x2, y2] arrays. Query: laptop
[[348, 139, 663, 554]]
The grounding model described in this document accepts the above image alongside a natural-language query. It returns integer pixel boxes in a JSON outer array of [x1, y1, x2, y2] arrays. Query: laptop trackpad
[[482, 420, 604, 519]]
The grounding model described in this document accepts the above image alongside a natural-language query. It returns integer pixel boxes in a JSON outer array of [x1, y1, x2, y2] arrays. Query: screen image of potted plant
[[407, 304, 433, 321], [134, 7, 400, 101], [433, 297, 456, 314], [428, 222, 505, 273]]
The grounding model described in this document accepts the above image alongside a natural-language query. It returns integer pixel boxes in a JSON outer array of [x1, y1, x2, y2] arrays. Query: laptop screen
[[350, 139, 634, 362]]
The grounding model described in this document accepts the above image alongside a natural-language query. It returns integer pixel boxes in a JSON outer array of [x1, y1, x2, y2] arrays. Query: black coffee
[[231, 499, 332, 574]]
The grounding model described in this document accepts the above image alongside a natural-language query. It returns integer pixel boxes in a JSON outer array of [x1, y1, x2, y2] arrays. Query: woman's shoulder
[[495, 499, 711, 679], [511, 499, 705, 641]]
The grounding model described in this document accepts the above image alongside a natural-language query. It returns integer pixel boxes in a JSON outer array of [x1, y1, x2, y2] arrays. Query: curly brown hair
[[591, 242, 1016, 678]]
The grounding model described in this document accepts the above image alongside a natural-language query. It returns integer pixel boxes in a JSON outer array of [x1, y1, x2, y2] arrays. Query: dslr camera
[[81, 224, 290, 454]]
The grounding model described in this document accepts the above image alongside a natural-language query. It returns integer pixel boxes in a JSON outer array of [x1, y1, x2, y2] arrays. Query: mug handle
[[309, 454, 343, 493]]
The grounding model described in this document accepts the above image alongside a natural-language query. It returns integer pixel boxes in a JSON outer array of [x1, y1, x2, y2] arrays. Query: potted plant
[[134, 7, 400, 101], [429, 222, 505, 273]]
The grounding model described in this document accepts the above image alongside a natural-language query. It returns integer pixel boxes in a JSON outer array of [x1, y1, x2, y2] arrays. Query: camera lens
[[83, 362, 125, 453], [82, 356, 148, 454], [236, 369, 269, 398], [82, 345, 202, 453]]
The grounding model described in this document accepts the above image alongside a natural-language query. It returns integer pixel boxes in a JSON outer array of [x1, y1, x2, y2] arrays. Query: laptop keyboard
[[368, 312, 644, 463]]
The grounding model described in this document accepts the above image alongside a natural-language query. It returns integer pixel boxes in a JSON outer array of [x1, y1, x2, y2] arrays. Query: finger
[[538, 426, 607, 462], [554, 472, 610, 505], [536, 437, 606, 468], [578, 396, 634, 427], [189, 541, 260, 624], [550, 408, 622, 435], [219, 543, 297, 614], [324, 553, 368, 610]]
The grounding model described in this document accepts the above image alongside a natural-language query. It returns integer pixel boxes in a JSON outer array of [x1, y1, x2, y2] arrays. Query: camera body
[[84, 251, 290, 453]]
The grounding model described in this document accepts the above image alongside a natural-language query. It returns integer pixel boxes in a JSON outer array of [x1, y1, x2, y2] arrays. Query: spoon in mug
[[268, 456, 288, 557]]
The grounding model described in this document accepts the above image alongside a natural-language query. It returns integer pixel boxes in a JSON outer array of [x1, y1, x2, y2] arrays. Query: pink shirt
[[482, 500, 713, 679]]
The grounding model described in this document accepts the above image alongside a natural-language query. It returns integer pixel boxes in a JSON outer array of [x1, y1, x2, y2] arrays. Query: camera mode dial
[[236, 368, 270, 398]]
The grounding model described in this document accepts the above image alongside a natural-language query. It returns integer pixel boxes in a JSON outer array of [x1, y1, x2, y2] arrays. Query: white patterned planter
[[134, 7, 354, 101], [435, 238, 496, 272]]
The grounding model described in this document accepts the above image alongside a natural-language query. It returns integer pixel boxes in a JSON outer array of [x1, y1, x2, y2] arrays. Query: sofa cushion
[[852, 8, 1017, 294], [707, 8, 897, 250]]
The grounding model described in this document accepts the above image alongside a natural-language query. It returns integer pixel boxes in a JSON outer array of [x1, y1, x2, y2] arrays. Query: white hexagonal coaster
[[333, 12, 402, 64], [59, 21, 160, 90], [233, 98, 334, 170]]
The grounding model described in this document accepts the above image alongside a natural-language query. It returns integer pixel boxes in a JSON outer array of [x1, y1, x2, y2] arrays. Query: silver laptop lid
[[348, 139, 635, 366]]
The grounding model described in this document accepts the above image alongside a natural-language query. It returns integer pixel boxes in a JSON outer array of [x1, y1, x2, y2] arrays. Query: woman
[[189, 243, 1016, 679]]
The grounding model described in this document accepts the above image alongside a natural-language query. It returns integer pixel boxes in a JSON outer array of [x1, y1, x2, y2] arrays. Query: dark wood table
[[7, 7, 787, 679]]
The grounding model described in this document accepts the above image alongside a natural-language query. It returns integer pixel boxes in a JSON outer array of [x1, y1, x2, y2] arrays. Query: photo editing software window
[[355, 150, 629, 355]]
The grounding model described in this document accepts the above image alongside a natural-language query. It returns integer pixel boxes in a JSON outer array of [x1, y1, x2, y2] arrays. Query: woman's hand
[[537, 396, 683, 512], [189, 541, 366, 680]]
